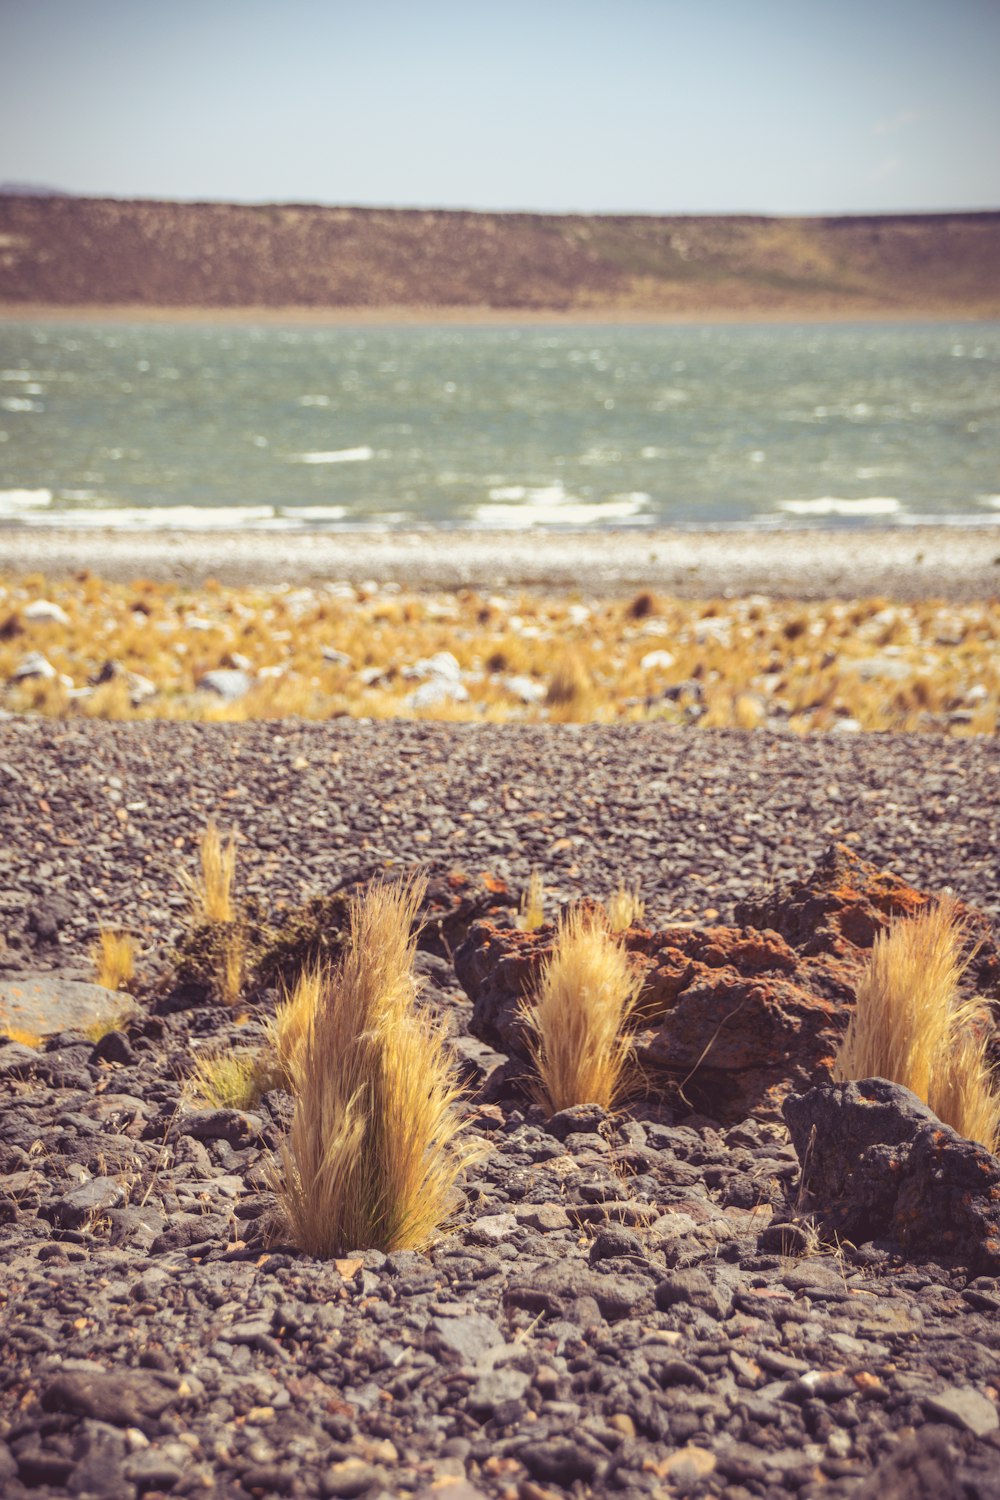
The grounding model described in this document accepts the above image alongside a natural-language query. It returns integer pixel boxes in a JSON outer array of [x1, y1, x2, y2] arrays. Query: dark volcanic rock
[[784, 1079, 1000, 1272]]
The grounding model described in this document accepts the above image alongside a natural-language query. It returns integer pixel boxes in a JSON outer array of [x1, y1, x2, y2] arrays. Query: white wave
[[1, 370, 35, 381], [298, 395, 331, 406], [977, 495, 1000, 509], [0, 488, 52, 515], [1, 397, 44, 413], [777, 496, 903, 517], [473, 495, 649, 527], [486, 483, 572, 506], [20, 504, 280, 531], [289, 447, 373, 465], [280, 505, 349, 522]]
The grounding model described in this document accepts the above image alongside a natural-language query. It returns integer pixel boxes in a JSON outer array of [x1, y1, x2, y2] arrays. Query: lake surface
[[1, 321, 997, 531]]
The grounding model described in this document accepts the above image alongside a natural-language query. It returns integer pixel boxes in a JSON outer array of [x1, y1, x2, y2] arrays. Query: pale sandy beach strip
[[0, 525, 997, 600]]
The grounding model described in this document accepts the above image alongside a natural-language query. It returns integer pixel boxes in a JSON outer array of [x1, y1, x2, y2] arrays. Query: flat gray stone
[[429, 1313, 504, 1364], [51, 1176, 126, 1228], [0, 974, 124, 1039], [922, 1385, 999, 1436]]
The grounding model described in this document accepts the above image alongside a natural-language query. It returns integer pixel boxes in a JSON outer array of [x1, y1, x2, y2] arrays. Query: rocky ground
[[1, 718, 999, 1500]]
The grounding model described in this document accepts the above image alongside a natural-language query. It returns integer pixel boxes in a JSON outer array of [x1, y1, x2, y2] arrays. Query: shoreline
[[1, 523, 997, 599], [3, 301, 999, 327]]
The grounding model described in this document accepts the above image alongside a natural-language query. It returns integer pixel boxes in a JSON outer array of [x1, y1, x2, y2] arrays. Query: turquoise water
[[0, 320, 997, 530]]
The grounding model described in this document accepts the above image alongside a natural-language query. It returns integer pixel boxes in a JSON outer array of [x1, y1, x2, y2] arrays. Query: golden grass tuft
[[522, 905, 643, 1115], [214, 923, 247, 1008], [273, 876, 474, 1257], [189, 1049, 273, 1111], [545, 651, 593, 721], [833, 897, 999, 1152], [265, 962, 325, 1089], [2, 1025, 41, 1048], [91, 928, 136, 991], [518, 870, 546, 932], [180, 821, 237, 924], [604, 878, 646, 933], [83, 1002, 137, 1043]]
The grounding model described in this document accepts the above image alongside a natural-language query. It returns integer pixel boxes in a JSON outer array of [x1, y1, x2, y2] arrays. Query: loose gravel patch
[[0, 720, 997, 972]]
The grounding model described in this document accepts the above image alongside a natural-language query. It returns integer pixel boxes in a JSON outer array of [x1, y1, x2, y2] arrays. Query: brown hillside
[[0, 196, 998, 317]]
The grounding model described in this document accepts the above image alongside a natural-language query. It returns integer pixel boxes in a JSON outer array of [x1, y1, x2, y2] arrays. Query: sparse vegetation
[[265, 963, 325, 1090], [522, 905, 643, 1114], [181, 821, 237, 924], [273, 876, 474, 1257], [189, 1049, 275, 1111], [518, 870, 546, 932], [834, 897, 1000, 1152], [83, 1002, 137, 1043], [214, 922, 247, 1008], [0, 574, 996, 734], [604, 879, 646, 933], [91, 927, 136, 991], [1, 1026, 41, 1049]]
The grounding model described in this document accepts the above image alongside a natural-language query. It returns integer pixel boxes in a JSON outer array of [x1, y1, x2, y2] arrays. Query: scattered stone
[[0, 973, 120, 1037], [196, 667, 255, 700], [923, 1386, 999, 1437]]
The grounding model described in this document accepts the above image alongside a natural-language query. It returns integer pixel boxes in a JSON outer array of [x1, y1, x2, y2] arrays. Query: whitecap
[[1, 397, 43, 413], [977, 495, 1000, 509], [777, 497, 902, 517], [487, 483, 570, 506], [298, 395, 331, 406], [472, 494, 648, 527], [289, 447, 374, 464], [280, 506, 349, 522], [0, 488, 52, 515], [21, 504, 279, 531]]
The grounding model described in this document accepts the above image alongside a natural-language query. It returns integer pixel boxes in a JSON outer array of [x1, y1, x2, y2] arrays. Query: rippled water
[[0, 320, 997, 530]]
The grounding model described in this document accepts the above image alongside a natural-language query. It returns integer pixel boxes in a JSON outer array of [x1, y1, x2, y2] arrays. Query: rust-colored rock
[[735, 844, 998, 995], [454, 845, 999, 1123], [418, 871, 518, 958], [454, 913, 858, 1122]]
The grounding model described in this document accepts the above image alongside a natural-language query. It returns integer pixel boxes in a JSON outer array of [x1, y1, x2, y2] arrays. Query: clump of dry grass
[[84, 1001, 138, 1043], [545, 651, 594, 722], [518, 870, 546, 932], [273, 876, 474, 1257], [604, 879, 646, 933], [834, 897, 999, 1152], [189, 1049, 275, 1111], [180, 821, 237, 924], [522, 906, 643, 1115], [2, 1025, 41, 1048], [265, 963, 325, 1089], [91, 928, 136, 991], [214, 923, 247, 1008]]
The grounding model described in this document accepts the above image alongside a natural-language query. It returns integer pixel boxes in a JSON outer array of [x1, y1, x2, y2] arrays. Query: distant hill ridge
[[1, 195, 998, 316]]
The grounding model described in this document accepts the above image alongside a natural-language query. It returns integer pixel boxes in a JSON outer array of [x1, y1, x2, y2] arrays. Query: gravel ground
[[0, 719, 997, 967], [1, 718, 1000, 1500], [3, 524, 998, 599]]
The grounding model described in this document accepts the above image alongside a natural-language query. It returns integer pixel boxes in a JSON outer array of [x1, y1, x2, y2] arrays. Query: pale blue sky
[[1, 0, 998, 214]]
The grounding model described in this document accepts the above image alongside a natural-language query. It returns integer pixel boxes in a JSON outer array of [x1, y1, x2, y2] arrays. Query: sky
[[1, 0, 998, 216]]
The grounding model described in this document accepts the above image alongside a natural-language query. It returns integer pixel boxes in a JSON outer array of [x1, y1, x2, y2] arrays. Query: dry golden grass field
[[1, 572, 996, 734]]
